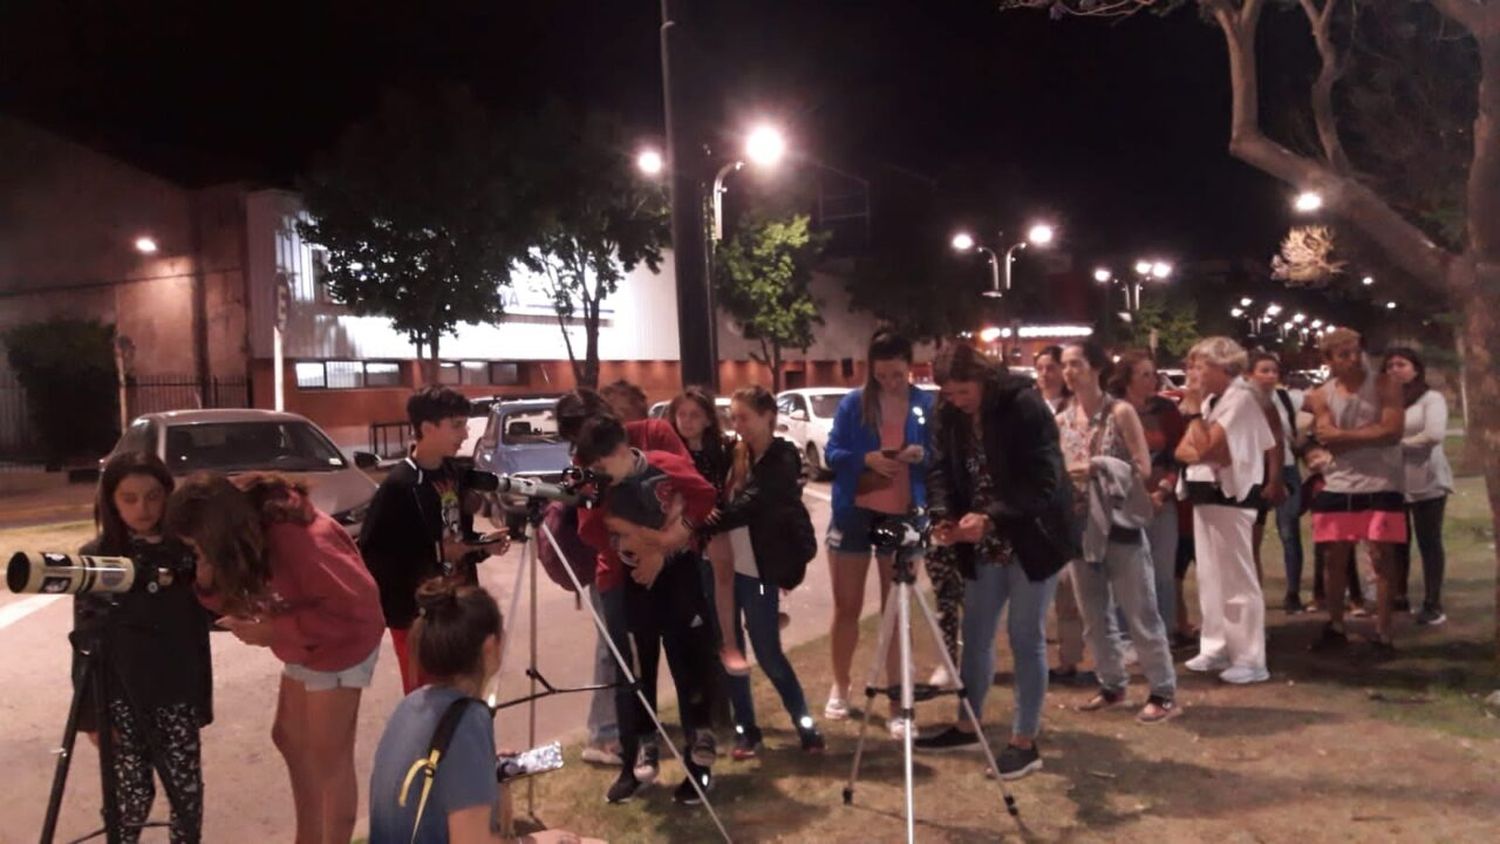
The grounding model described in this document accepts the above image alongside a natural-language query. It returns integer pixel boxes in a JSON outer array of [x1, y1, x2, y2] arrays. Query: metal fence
[[369, 421, 412, 460], [0, 374, 250, 470]]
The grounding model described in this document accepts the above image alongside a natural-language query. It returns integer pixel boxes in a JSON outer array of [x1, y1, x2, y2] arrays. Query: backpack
[[757, 500, 817, 591], [538, 502, 596, 592], [398, 696, 487, 843]]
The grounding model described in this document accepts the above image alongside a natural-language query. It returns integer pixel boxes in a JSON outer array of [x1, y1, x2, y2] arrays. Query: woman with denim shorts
[[822, 330, 934, 740]]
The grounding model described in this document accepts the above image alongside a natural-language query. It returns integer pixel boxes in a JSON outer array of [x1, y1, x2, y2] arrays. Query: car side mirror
[[352, 451, 380, 470]]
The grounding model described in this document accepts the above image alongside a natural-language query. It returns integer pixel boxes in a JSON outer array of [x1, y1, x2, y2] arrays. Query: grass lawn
[[503, 476, 1500, 843]]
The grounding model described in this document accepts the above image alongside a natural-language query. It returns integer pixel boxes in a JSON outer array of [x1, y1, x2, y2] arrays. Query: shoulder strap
[[1086, 398, 1119, 460], [1274, 388, 1296, 428], [398, 696, 486, 843]]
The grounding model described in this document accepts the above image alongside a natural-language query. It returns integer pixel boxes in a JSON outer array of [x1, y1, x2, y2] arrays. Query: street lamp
[[635, 149, 664, 176], [1027, 224, 1055, 247], [1266, 303, 1284, 317], [134, 236, 158, 254], [1294, 191, 1324, 213], [991, 222, 1056, 298], [1386, 301, 1398, 310], [951, 231, 1000, 294], [952, 233, 976, 252], [1292, 312, 1306, 324], [711, 123, 787, 241], [978, 326, 1003, 343], [1362, 275, 1375, 286], [1093, 267, 1113, 284], [1230, 307, 1245, 318], [1240, 296, 1253, 307], [1119, 257, 1172, 311]]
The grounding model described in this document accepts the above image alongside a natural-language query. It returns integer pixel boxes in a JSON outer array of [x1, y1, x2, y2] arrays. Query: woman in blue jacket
[[823, 330, 934, 739]]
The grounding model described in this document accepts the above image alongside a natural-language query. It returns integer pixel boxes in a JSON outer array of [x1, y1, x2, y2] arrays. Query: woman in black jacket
[[913, 344, 1075, 781], [73, 452, 213, 843], [705, 386, 825, 758]]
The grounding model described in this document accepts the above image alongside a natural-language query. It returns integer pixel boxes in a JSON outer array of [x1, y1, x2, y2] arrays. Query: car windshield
[[163, 421, 347, 473], [501, 408, 560, 445], [809, 394, 843, 419]]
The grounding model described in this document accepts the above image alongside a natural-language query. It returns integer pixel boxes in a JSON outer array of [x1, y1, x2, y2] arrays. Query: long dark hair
[[94, 451, 176, 554], [165, 472, 311, 614], [1034, 344, 1072, 401], [932, 342, 1001, 458], [669, 387, 728, 450], [410, 579, 504, 682], [1383, 346, 1430, 408], [861, 330, 914, 432], [1063, 340, 1112, 390]]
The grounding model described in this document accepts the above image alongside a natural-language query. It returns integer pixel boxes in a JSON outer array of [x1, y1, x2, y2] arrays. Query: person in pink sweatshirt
[[167, 472, 384, 844]]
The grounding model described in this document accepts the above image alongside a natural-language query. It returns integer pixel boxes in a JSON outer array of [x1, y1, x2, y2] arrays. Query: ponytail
[[409, 579, 504, 682]]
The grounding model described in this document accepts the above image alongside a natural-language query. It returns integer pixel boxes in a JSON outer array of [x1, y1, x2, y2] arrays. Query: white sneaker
[[1184, 653, 1231, 673], [927, 666, 953, 687], [1219, 665, 1270, 685], [887, 717, 918, 741], [824, 687, 850, 721]]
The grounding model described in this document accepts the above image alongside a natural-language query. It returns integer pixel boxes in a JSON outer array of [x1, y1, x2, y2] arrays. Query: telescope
[[7, 544, 197, 596]]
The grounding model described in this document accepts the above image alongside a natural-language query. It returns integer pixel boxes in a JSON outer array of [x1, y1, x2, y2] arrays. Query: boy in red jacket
[[574, 414, 723, 806]]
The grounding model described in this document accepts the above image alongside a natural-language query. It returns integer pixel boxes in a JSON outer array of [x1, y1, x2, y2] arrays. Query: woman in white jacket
[[1383, 348, 1453, 625]]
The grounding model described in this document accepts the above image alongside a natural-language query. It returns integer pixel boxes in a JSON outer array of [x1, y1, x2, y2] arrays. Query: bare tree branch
[[1210, 1, 1454, 290], [1298, 0, 1352, 171]]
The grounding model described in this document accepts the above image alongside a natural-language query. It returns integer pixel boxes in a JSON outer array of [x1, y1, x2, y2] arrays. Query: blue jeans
[[705, 569, 812, 732], [1074, 538, 1177, 699], [586, 587, 619, 745], [1144, 504, 1179, 634], [1275, 465, 1305, 599], [959, 562, 1057, 739]]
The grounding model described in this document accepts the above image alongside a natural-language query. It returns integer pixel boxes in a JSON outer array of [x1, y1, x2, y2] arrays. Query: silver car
[[106, 409, 379, 536]]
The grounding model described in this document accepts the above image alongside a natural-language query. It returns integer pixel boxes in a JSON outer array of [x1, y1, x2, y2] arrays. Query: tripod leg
[[527, 533, 540, 820], [897, 583, 916, 844], [910, 587, 1022, 823], [534, 523, 733, 843], [842, 594, 901, 806], [41, 655, 93, 844]]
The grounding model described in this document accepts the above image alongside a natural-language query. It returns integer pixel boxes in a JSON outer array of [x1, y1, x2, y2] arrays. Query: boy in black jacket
[[359, 386, 507, 693]]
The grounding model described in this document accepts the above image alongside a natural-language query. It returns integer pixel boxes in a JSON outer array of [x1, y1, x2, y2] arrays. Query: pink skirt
[[1312, 509, 1408, 545]]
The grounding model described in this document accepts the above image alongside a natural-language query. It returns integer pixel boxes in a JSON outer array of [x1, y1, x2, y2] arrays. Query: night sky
[[0, 0, 1319, 263]]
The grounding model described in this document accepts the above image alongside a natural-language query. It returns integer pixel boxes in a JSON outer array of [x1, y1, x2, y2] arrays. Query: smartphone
[[496, 742, 564, 782]]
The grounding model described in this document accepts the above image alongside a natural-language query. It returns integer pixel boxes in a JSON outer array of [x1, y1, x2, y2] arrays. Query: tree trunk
[[424, 334, 441, 387], [583, 296, 602, 390], [771, 344, 784, 393]]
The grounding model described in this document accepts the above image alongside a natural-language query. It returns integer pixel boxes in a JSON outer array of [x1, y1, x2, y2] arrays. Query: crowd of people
[[64, 322, 1454, 842]]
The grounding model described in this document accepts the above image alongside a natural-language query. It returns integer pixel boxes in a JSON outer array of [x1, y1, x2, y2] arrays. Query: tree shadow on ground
[[1169, 704, 1340, 739]]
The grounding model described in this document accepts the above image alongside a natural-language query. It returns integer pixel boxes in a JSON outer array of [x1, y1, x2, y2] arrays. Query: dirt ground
[[505, 478, 1500, 843]]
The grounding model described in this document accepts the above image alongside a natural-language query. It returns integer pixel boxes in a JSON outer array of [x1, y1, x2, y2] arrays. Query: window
[[295, 361, 405, 390], [436, 361, 525, 387], [501, 408, 559, 445], [489, 362, 520, 386], [164, 421, 347, 473]]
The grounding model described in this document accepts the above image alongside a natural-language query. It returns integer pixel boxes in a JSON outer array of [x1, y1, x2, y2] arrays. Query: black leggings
[[923, 547, 965, 666], [107, 698, 203, 844], [602, 555, 719, 775], [1393, 496, 1448, 611]]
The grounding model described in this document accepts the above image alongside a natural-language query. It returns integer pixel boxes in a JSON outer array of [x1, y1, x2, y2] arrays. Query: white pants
[[1193, 504, 1266, 671]]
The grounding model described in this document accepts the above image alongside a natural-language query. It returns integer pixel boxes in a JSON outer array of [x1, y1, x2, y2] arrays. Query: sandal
[[1137, 695, 1181, 724], [1078, 688, 1126, 712]]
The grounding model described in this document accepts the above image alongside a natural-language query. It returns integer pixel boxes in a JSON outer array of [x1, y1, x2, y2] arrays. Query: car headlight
[[334, 501, 372, 526]]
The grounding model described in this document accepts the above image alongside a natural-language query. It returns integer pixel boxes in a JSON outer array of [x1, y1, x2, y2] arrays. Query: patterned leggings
[[106, 698, 203, 844], [924, 548, 966, 665]]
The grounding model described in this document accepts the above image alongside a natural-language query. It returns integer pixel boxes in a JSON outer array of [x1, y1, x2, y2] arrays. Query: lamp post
[[950, 222, 1055, 299]]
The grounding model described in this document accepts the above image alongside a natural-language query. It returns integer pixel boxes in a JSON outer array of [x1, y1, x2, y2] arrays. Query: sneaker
[[797, 723, 826, 753], [730, 726, 762, 761], [605, 770, 644, 804], [1416, 607, 1447, 626], [1282, 595, 1306, 614], [887, 717, 917, 741], [927, 665, 953, 687], [633, 742, 660, 784], [689, 731, 718, 768], [992, 742, 1043, 781], [1184, 653, 1231, 673], [673, 767, 713, 805], [1078, 688, 1127, 712], [824, 687, 851, 721], [913, 726, 980, 752], [1309, 623, 1348, 653], [1137, 695, 1182, 724], [1219, 664, 1270, 684], [581, 742, 623, 767]]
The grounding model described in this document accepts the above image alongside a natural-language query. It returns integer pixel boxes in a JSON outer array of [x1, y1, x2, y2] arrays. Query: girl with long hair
[[73, 452, 212, 843], [168, 473, 384, 844], [669, 386, 751, 675], [823, 330, 934, 739], [703, 386, 825, 759], [1383, 347, 1453, 624]]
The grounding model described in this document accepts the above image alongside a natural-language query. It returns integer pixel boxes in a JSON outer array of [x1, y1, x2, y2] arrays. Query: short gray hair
[[1188, 336, 1249, 377]]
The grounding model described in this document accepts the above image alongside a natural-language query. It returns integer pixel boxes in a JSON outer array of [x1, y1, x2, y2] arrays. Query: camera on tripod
[[870, 513, 931, 554], [463, 466, 602, 508], [7, 542, 198, 596]]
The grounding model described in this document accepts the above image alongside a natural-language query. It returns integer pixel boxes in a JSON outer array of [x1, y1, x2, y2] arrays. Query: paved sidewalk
[[0, 480, 95, 529]]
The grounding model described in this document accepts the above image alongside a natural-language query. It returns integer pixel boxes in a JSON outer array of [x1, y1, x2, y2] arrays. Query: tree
[[4, 319, 118, 468], [298, 86, 537, 383], [844, 241, 987, 343], [1126, 294, 1201, 360], [1002, 0, 1500, 656], [715, 214, 828, 392], [523, 106, 670, 389]]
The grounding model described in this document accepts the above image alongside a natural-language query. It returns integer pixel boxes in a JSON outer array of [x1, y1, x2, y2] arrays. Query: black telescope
[[7, 545, 197, 596]]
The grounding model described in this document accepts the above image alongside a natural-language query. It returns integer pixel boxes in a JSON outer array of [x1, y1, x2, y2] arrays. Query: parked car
[[775, 387, 850, 480], [106, 409, 379, 536], [471, 398, 573, 530], [648, 396, 735, 432]]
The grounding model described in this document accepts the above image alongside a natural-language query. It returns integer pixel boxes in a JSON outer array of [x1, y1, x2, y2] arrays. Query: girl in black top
[[668, 387, 750, 675], [72, 452, 213, 843]]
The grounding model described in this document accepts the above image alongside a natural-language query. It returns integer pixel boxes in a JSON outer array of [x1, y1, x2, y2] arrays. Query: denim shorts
[[284, 644, 380, 692], [827, 506, 922, 561]]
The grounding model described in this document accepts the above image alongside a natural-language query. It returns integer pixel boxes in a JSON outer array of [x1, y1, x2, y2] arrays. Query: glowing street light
[[1294, 191, 1324, 213], [1230, 307, 1245, 318], [1292, 312, 1307, 323], [951, 232, 976, 252], [1310, 319, 1324, 328], [1266, 303, 1284, 317], [952, 222, 1056, 299], [1240, 297, 1253, 307], [1150, 261, 1173, 279], [1386, 301, 1398, 310], [978, 326, 1003, 343], [134, 236, 158, 254], [1133, 259, 1153, 275], [1027, 224, 1055, 246], [1362, 275, 1375, 286], [1093, 267, 1113, 284], [636, 149, 664, 176], [744, 124, 787, 168]]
